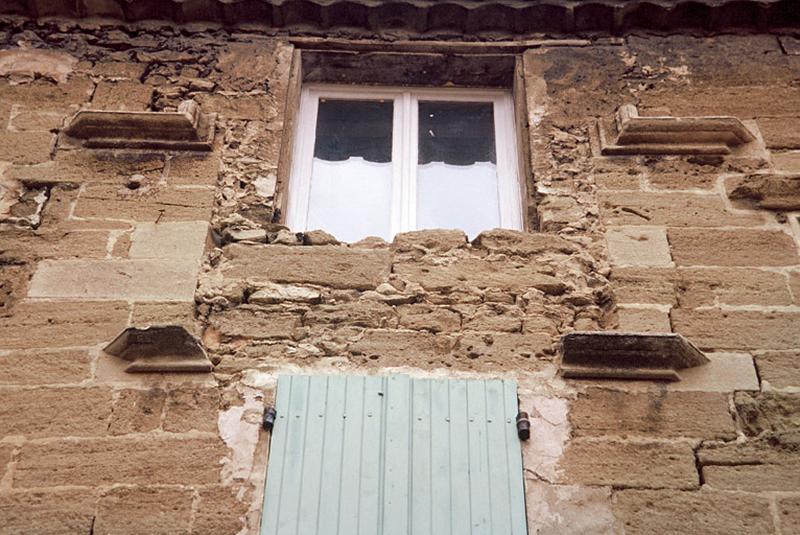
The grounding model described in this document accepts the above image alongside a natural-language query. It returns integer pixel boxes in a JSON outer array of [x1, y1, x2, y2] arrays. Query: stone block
[[598, 192, 762, 227], [130, 301, 197, 330], [348, 329, 455, 365], [471, 228, 577, 255], [10, 150, 165, 185], [194, 92, 279, 121], [0, 78, 94, 109], [210, 306, 303, 341], [0, 48, 77, 84], [0, 349, 92, 385], [75, 183, 214, 222], [9, 109, 67, 131], [91, 80, 154, 111], [777, 497, 800, 535], [791, 271, 800, 304], [773, 151, 800, 173], [0, 131, 54, 164], [392, 229, 467, 253], [92, 61, 147, 80], [129, 221, 208, 260], [249, 282, 321, 305], [163, 386, 220, 433], [570, 388, 735, 439], [606, 227, 672, 267], [0, 489, 97, 535], [224, 244, 392, 290], [0, 300, 129, 350], [673, 352, 758, 392], [676, 267, 793, 307], [613, 489, 774, 535], [0, 387, 112, 438], [108, 388, 166, 435], [394, 257, 566, 295], [616, 306, 671, 332], [167, 153, 220, 186], [95, 486, 193, 535], [609, 267, 676, 305], [638, 85, 800, 119], [397, 304, 461, 333], [453, 331, 554, 365], [2, 229, 110, 260], [461, 303, 523, 333], [756, 351, 800, 389], [757, 117, 800, 150], [15, 436, 226, 487], [728, 172, 800, 211], [194, 486, 250, 535], [699, 434, 800, 491], [672, 309, 800, 351], [28, 259, 200, 301], [559, 438, 697, 489], [668, 228, 799, 266], [734, 391, 800, 436], [525, 483, 616, 535]]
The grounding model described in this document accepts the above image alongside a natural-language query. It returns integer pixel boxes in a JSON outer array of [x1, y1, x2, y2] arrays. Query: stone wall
[[0, 16, 798, 534]]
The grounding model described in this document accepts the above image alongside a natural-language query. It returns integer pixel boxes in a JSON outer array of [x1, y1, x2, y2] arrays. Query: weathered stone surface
[[599, 192, 762, 227], [302, 229, 339, 246], [609, 267, 676, 305], [735, 391, 800, 436], [163, 386, 220, 433], [224, 244, 392, 290], [791, 271, 800, 304], [0, 78, 93, 109], [0, 229, 109, 260], [606, 227, 672, 267], [757, 117, 800, 150], [526, 483, 617, 535], [616, 306, 671, 332], [561, 332, 708, 381], [454, 331, 554, 364], [392, 229, 467, 253], [130, 302, 197, 330], [673, 352, 759, 392], [105, 325, 212, 373], [777, 496, 800, 535], [249, 282, 321, 304], [28, 259, 200, 301], [211, 307, 302, 341], [461, 303, 523, 332], [472, 228, 577, 255], [395, 257, 567, 294], [75, 183, 214, 221], [167, 153, 220, 186], [109, 388, 166, 435], [10, 150, 165, 185], [0, 489, 97, 535], [676, 267, 793, 307], [302, 301, 397, 329], [0, 48, 77, 83], [194, 486, 250, 535], [91, 80, 154, 111], [397, 304, 460, 333], [0, 131, 54, 164], [349, 329, 454, 364], [570, 388, 734, 439], [728, 172, 800, 210], [15, 436, 226, 487], [95, 487, 193, 535], [756, 351, 800, 389], [129, 221, 208, 260], [639, 85, 800, 119], [699, 433, 800, 491], [0, 387, 111, 438], [10, 109, 67, 131], [613, 489, 775, 535], [0, 300, 129, 349], [773, 151, 800, 173], [672, 309, 800, 351], [0, 348, 91, 385], [668, 229, 800, 266], [560, 439, 697, 488]]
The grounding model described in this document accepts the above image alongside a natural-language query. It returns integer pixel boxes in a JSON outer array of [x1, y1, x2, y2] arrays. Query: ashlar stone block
[[606, 227, 672, 267]]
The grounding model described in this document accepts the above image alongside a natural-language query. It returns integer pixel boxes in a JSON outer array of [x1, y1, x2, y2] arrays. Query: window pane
[[417, 101, 500, 239], [307, 99, 393, 243]]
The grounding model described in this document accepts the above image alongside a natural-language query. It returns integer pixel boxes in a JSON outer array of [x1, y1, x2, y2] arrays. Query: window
[[286, 86, 524, 242]]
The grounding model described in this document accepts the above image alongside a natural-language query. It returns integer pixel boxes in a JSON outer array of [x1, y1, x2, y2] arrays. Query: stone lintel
[[598, 104, 756, 156], [561, 331, 709, 381], [104, 325, 212, 373], [65, 100, 215, 151]]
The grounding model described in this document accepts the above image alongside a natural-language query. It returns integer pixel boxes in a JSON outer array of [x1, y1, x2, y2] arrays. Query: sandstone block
[[0, 78, 93, 109], [525, 483, 617, 535], [10, 150, 165, 185], [109, 388, 166, 435], [472, 228, 577, 255], [668, 229, 799, 266], [638, 85, 800, 119], [454, 331, 554, 364], [560, 438, 697, 489], [613, 489, 774, 535], [10, 109, 67, 131], [0, 300, 129, 349], [606, 227, 672, 267], [167, 154, 220, 186], [302, 301, 397, 328], [397, 304, 461, 333], [599, 192, 762, 227], [0, 489, 97, 535], [130, 301, 197, 331], [734, 391, 800, 436], [461, 303, 523, 332], [756, 351, 800, 389], [791, 271, 800, 304], [194, 486, 250, 535], [75, 184, 214, 222], [349, 329, 454, 364], [0, 387, 111, 438], [0, 349, 91, 385], [773, 151, 800, 173], [95, 486, 193, 535], [163, 386, 220, 433], [569, 388, 735, 439], [195, 92, 278, 121], [616, 306, 671, 332], [778, 497, 800, 535], [674, 352, 758, 392], [15, 436, 226, 487], [210, 306, 302, 341], [676, 267, 793, 307], [0, 131, 54, 164], [93, 61, 147, 80], [757, 117, 800, 150], [391, 229, 467, 253], [129, 221, 208, 260], [224, 244, 392, 290], [249, 282, 321, 305], [672, 309, 800, 351], [91, 80, 154, 111], [28, 258, 199, 301], [609, 267, 676, 305], [698, 434, 800, 491], [0, 229, 109, 260], [394, 257, 566, 294]]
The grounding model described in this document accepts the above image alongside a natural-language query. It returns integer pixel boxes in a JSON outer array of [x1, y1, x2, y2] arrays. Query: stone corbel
[[597, 104, 756, 155], [65, 100, 215, 151], [560, 331, 709, 381], [104, 325, 213, 373]]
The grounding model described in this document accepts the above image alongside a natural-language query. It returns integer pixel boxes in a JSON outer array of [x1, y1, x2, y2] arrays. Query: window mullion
[[286, 89, 319, 233], [390, 94, 404, 238], [402, 92, 418, 233]]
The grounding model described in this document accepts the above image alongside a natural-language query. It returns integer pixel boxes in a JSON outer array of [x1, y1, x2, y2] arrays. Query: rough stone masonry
[[0, 2, 799, 534]]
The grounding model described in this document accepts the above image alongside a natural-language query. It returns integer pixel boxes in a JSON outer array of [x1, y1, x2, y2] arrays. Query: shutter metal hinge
[[263, 406, 277, 431]]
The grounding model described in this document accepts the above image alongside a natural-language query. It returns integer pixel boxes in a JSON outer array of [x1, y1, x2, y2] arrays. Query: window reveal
[[286, 86, 524, 243]]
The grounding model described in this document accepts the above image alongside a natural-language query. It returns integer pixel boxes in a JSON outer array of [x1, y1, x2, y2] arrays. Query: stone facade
[[0, 9, 799, 535]]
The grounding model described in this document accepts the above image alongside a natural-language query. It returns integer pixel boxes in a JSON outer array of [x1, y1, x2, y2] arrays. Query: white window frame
[[286, 84, 524, 239]]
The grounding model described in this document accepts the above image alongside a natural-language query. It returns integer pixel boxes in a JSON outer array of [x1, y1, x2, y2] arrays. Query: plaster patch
[[0, 48, 78, 83], [218, 386, 264, 485], [521, 396, 570, 482], [526, 482, 619, 535]]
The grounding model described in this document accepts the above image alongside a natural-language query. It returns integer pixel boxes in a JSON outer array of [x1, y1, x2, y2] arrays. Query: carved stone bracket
[[560, 331, 709, 381], [65, 100, 215, 151], [104, 325, 213, 373], [597, 104, 756, 156], [728, 172, 800, 211]]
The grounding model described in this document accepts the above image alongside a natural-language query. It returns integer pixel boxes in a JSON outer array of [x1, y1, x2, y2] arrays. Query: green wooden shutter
[[260, 374, 528, 535]]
